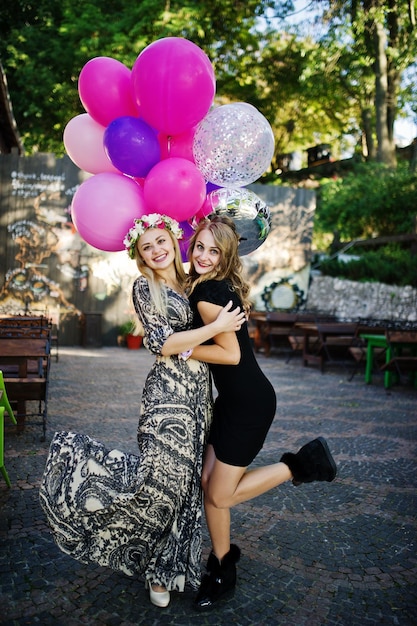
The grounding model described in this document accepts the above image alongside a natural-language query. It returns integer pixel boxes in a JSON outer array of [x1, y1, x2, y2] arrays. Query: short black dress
[[189, 279, 276, 467]]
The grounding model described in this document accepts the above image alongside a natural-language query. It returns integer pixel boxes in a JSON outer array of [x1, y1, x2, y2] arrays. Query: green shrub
[[317, 246, 417, 287], [315, 162, 417, 241]]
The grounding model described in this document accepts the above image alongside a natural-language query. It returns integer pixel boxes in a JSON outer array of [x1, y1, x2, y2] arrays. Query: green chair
[[0, 371, 17, 487], [1, 407, 13, 487], [0, 370, 17, 422]]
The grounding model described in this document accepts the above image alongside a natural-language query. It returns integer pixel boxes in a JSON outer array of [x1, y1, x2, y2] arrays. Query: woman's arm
[[190, 301, 241, 365], [160, 300, 243, 357]]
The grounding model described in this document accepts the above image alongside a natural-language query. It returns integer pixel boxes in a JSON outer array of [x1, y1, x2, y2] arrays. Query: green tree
[[1, 0, 416, 167], [313, 0, 417, 166]]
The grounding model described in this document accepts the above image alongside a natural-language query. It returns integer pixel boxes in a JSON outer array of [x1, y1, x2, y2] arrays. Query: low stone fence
[[306, 275, 417, 322]]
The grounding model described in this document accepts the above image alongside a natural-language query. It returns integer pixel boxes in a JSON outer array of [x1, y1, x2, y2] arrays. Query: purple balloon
[[178, 220, 196, 263], [104, 116, 161, 177], [206, 181, 222, 194]]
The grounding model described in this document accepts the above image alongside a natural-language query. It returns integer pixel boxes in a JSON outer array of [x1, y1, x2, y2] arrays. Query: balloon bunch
[[65, 37, 275, 255]]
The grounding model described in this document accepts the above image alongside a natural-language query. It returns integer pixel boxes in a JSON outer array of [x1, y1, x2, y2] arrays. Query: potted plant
[[118, 321, 142, 349]]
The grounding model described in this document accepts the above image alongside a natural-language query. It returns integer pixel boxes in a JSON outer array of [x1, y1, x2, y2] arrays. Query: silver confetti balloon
[[193, 103, 275, 187], [205, 187, 271, 255]]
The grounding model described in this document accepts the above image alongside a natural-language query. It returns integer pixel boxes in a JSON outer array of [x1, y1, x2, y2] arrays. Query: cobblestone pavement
[[1, 346, 416, 626]]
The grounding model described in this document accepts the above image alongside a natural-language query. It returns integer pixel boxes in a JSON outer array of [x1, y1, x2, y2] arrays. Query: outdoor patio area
[[0, 346, 416, 626]]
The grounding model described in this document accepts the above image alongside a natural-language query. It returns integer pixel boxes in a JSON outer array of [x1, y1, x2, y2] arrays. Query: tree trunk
[[361, 107, 375, 158], [374, 19, 397, 166]]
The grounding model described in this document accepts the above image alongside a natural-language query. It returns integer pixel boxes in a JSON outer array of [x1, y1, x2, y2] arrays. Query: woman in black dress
[[186, 215, 337, 611]]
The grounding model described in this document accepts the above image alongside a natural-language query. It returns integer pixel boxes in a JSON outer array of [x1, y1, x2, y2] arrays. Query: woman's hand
[[213, 300, 245, 334]]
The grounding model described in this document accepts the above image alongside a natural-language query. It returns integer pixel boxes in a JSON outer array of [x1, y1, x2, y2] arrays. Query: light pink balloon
[[71, 173, 147, 251], [144, 157, 206, 222], [131, 37, 215, 135], [78, 57, 139, 127], [158, 126, 196, 162], [63, 114, 119, 174]]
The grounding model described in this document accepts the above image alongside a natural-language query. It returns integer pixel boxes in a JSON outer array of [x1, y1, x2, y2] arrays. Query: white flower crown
[[123, 214, 184, 259]]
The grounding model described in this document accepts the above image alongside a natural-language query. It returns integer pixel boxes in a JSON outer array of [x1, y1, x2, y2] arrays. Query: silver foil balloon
[[205, 187, 271, 255]]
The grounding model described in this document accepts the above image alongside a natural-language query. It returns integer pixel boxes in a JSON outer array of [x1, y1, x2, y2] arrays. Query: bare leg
[[206, 458, 292, 509], [196, 439, 336, 611], [201, 446, 231, 558], [201, 446, 292, 557]]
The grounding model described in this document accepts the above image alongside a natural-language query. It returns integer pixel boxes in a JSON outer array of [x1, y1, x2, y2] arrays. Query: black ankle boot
[[194, 544, 241, 611], [280, 436, 337, 486]]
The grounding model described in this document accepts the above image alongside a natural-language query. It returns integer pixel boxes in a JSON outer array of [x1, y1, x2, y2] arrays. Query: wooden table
[[293, 322, 322, 367], [0, 338, 49, 375]]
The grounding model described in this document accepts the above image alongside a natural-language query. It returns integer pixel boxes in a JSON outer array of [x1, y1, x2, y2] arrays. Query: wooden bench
[[0, 337, 51, 440], [380, 330, 417, 388], [298, 321, 361, 373], [250, 310, 325, 360]]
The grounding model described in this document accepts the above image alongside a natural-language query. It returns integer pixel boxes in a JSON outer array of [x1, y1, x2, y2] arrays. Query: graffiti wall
[[0, 154, 315, 345], [0, 153, 137, 345]]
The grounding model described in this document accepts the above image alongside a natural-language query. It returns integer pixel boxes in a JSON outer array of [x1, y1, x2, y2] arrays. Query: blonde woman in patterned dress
[[40, 214, 244, 609]]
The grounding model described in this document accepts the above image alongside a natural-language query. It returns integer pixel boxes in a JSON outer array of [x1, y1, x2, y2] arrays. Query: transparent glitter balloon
[[193, 103, 275, 187]]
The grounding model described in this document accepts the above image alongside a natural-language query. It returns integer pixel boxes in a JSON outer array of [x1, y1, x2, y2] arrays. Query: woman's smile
[[191, 229, 221, 275]]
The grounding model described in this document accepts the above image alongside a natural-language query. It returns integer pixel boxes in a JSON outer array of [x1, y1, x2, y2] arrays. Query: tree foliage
[[0, 0, 416, 169], [310, 0, 417, 165], [0, 0, 274, 153], [315, 162, 417, 240]]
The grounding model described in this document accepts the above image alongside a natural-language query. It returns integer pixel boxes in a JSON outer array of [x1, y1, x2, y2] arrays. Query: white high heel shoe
[[146, 580, 170, 608]]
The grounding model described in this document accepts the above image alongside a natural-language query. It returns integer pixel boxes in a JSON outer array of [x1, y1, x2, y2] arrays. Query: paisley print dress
[[40, 276, 213, 591]]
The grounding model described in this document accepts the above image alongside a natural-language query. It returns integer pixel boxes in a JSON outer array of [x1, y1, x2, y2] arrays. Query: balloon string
[[167, 136, 172, 156]]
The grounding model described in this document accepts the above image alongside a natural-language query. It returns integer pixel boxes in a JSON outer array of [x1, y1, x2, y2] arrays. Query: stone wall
[[306, 275, 417, 322]]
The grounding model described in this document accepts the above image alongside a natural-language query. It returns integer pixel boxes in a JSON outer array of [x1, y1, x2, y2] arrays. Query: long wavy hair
[[133, 228, 187, 317], [186, 215, 251, 314]]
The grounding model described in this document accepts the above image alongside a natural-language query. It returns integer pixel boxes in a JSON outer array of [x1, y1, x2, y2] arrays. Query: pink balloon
[[131, 38, 215, 135], [71, 173, 147, 251], [78, 57, 139, 127], [194, 194, 216, 222], [158, 127, 196, 162], [144, 158, 206, 222], [63, 114, 119, 174]]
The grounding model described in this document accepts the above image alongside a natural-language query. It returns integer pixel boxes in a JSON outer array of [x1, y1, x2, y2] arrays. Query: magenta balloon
[[144, 157, 206, 222], [78, 57, 139, 127], [131, 38, 215, 135], [63, 114, 119, 174], [158, 127, 196, 162], [71, 173, 147, 251], [104, 116, 161, 177], [194, 195, 216, 222]]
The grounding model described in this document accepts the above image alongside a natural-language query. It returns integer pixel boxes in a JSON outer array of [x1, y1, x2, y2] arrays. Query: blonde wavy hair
[[132, 227, 187, 319], [186, 215, 251, 314]]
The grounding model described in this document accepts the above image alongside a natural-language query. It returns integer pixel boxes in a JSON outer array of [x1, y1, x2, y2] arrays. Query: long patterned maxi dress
[[39, 276, 213, 591]]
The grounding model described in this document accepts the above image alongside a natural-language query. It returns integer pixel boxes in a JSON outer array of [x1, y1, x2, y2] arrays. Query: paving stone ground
[[0, 346, 416, 626]]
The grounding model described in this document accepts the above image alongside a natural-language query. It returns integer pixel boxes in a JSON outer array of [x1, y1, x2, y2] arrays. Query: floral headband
[[123, 213, 184, 259]]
